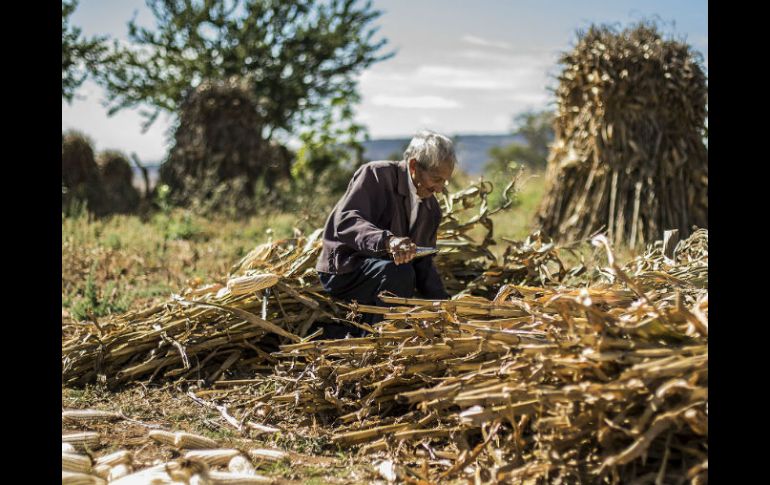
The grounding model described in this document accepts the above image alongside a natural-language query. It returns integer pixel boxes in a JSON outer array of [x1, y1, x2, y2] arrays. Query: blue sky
[[62, 0, 707, 163]]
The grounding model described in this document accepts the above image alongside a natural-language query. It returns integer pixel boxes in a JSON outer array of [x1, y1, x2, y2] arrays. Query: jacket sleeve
[[414, 210, 449, 299], [333, 165, 394, 255]]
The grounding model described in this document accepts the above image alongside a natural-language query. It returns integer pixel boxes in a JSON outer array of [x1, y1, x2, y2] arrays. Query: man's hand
[[387, 236, 417, 265]]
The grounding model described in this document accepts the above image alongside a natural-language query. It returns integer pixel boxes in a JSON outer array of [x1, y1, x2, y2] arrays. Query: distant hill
[[133, 133, 525, 188]]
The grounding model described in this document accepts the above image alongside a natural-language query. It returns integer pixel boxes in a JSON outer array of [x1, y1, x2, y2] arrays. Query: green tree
[[97, 0, 392, 139], [486, 109, 555, 173], [513, 110, 554, 160], [62, 0, 111, 102]]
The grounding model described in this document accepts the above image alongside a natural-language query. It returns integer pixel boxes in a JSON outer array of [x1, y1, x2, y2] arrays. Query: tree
[[62, 0, 110, 102], [513, 110, 554, 160], [485, 109, 555, 173], [97, 0, 392, 139]]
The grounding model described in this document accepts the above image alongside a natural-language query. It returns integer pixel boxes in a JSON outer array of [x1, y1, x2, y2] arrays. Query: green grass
[[67, 275, 132, 320], [451, 169, 547, 260], [490, 169, 547, 242], [61, 208, 310, 321]]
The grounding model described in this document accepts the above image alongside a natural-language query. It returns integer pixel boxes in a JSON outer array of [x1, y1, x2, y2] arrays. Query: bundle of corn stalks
[[202, 231, 707, 484], [536, 22, 708, 249], [62, 130, 109, 217], [159, 76, 292, 215], [96, 150, 141, 215]]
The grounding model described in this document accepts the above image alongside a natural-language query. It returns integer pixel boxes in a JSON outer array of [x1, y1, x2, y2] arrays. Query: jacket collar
[[396, 160, 411, 197]]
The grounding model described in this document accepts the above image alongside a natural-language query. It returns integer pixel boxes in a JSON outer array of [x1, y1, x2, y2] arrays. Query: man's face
[[409, 159, 453, 198]]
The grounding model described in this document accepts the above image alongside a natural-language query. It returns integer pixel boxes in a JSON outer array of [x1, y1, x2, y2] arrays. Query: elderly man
[[315, 130, 455, 337]]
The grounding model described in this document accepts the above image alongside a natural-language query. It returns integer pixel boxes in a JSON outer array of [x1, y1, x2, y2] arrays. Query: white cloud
[[413, 65, 510, 90], [461, 34, 513, 50], [360, 47, 558, 96], [355, 110, 373, 122], [371, 95, 461, 109], [356, 51, 556, 136], [418, 115, 437, 126], [358, 70, 413, 94], [492, 114, 512, 131], [501, 92, 552, 105], [456, 48, 560, 66], [412, 62, 548, 94]]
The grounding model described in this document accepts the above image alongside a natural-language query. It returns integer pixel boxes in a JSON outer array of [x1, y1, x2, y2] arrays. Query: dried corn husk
[[95, 449, 132, 467], [62, 409, 121, 422], [62, 453, 92, 473], [184, 449, 241, 466], [246, 449, 288, 463], [228, 455, 256, 475], [227, 273, 280, 296], [62, 431, 100, 448], [61, 471, 106, 485], [174, 431, 218, 449], [107, 464, 132, 481], [149, 430, 218, 449], [208, 471, 272, 484]]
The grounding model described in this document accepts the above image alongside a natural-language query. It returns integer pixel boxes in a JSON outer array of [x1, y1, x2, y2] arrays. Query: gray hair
[[403, 130, 457, 172]]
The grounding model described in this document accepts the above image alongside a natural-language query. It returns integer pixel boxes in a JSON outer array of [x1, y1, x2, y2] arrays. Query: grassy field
[[63, 209, 309, 320]]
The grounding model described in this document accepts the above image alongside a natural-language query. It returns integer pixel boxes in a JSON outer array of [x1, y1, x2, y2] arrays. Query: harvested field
[[62, 177, 707, 484]]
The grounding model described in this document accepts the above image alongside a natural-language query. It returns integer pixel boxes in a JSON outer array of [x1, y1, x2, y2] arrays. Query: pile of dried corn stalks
[[536, 22, 708, 249], [63, 176, 560, 387], [62, 178, 707, 483], [200, 230, 707, 484]]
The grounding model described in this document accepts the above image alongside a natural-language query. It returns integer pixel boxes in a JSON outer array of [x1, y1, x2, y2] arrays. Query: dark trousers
[[317, 258, 417, 338]]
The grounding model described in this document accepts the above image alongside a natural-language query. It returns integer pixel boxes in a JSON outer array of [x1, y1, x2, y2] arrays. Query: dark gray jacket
[[316, 160, 448, 298]]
